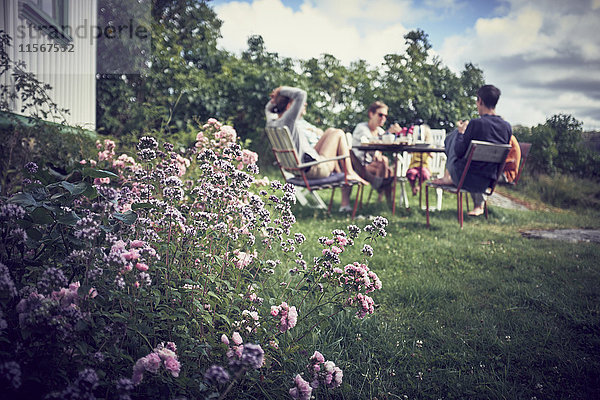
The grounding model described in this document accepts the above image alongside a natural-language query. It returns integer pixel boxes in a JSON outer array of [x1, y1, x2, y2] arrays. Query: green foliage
[[95, 6, 485, 166], [515, 171, 600, 209], [0, 119, 390, 399], [515, 113, 600, 179], [0, 116, 98, 197]]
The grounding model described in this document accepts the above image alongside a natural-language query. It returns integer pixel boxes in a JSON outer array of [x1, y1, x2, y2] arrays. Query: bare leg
[[314, 128, 368, 186]]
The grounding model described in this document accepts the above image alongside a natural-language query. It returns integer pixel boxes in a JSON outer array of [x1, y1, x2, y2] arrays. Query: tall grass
[[515, 171, 600, 210]]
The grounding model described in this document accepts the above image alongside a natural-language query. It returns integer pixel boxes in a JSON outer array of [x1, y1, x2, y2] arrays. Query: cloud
[[214, 0, 410, 65], [214, 0, 600, 129], [438, 0, 600, 128]]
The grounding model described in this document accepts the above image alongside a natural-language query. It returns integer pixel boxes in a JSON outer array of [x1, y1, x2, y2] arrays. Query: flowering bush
[[0, 118, 387, 399]]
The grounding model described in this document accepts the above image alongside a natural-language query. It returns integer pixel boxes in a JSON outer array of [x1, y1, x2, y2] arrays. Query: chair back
[[429, 152, 447, 178], [468, 140, 512, 163], [512, 142, 531, 185], [457, 140, 511, 194], [430, 129, 446, 146], [265, 126, 302, 172]]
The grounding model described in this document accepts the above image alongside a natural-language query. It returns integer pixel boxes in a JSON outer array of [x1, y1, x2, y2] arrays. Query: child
[[405, 124, 433, 195]]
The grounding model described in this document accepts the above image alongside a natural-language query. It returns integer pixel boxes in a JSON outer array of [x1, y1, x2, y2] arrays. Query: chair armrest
[[296, 154, 348, 169]]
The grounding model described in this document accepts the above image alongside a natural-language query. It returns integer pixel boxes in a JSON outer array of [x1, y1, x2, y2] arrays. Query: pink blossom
[[331, 246, 342, 254], [336, 236, 348, 246], [310, 351, 325, 364], [130, 240, 145, 248], [123, 250, 140, 261], [135, 262, 149, 272], [93, 177, 110, 185], [234, 250, 256, 269], [270, 305, 279, 317], [289, 374, 312, 400], [164, 357, 181, 377], [221, 334, 229, 345], [232, 332, 243, 345], [145, 353, 161, 373]]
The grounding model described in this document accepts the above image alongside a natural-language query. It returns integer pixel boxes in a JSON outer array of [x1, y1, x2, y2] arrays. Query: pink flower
[[311, 351, 325, 364], [331, 246, 342, 254], [164, 357, 181, 377], [289, 374, 312, 400], [135, 262, 149, 272], [270, 305, 279, 317], [145, 352, 161, 373], [93, 177, 110, 185], [123, 250, 140, 261], [221, 334, 229, 345], [232, 332, 243, 345], [130, 240, 145, 248]]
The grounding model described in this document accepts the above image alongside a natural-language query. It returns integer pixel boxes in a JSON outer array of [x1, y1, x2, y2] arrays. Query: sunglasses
[[378, 112, 388, 118]]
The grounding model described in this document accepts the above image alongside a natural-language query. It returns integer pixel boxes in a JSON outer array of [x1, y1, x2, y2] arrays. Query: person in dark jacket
[[432, 84, 512, 197]]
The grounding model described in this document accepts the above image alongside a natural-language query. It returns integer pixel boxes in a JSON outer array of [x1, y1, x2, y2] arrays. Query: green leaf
[[216, 313, 231, 325], [82, 168, 119, 179], [9, 192, 38, 208], [131, 202, 154, 210], [113, 210, 137, 225], [60, 181, 89, 196], [58, 211, 80, 226], [30, 207, 54, 224], [82, 184, 98, 199]]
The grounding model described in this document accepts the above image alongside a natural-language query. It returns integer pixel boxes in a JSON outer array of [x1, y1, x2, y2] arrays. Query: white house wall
[[1, 0, 97, 130]]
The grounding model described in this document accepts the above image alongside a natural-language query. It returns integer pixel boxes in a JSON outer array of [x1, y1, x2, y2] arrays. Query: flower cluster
[[195, 118, 238, 154], [289, 374, 312, 400], [364, 216, 388, 238], [0, 361, 21, 390], [221, 332, 264, 370], [336, 262, 382, 294], [270, 301, 298, 333], [97, 138, 116, 161], [132, 342, 181, 385], [16, 282, 88, 340], [289, 351, 343, 399], [307, 351, 343, 389], [107, 239, 156, 289], [348, 292, 376, 318], [204, 365, 230, 386]]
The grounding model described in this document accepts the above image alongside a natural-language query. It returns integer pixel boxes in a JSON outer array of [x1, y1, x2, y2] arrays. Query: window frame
[[19, 0, 72, 46]]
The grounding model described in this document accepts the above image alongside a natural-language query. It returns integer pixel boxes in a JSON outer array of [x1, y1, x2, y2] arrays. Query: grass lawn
[[285, 182, 600, 400]]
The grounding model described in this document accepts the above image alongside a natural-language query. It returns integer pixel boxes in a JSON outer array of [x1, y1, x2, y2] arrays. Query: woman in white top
[[351, 101, 401, 203]]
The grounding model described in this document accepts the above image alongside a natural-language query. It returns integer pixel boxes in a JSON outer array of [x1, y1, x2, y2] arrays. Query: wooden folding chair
[[425, 140, 511, 228], [265, 126, 363, 218]]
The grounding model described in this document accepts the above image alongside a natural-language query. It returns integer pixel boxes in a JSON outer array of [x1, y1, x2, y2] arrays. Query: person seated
[[432, 84, 512, 212], [265, 86, 368, 212], [350, 101, 401, 204], [468, 134, 521, 216], [406, 124, 433, 195], [296, 102, 324, 147]]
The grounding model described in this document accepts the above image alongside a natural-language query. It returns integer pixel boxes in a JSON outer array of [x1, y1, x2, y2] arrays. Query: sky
[[208, 0, 600, 130]]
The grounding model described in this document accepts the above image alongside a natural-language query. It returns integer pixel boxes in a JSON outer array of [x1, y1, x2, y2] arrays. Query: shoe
[[338, 205, 353, 213]]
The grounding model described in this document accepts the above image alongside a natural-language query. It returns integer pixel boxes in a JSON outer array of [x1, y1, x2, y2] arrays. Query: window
[[19, 0, 72, 45]]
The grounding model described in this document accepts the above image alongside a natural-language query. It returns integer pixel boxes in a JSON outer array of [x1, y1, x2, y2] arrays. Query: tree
[[380, 30, 483, 129]]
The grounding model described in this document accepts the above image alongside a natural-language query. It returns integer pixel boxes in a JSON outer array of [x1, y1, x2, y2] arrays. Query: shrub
[[0, 118, 387, 399]]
